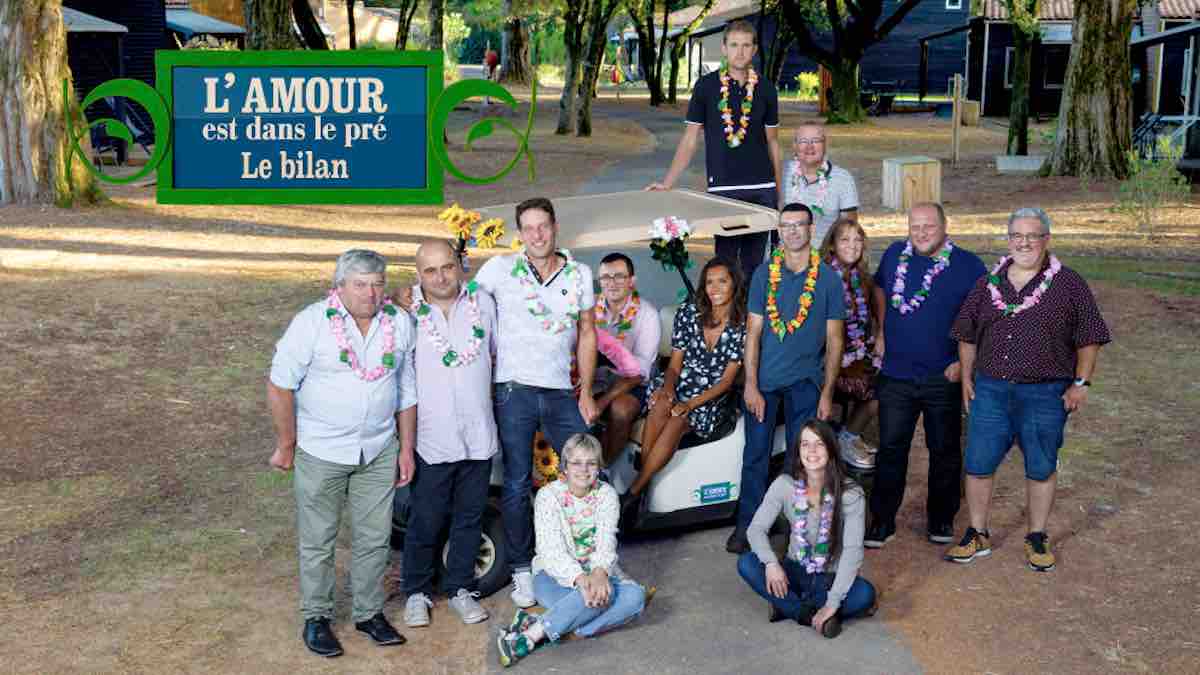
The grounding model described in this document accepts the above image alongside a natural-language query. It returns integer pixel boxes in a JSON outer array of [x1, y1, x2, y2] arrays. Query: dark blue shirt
[[873, 241, 987, 380], [749, 259, 845, 391]]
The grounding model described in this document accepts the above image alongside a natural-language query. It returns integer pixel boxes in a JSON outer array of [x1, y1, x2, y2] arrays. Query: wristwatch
[[1072, 378, 1091, 387]]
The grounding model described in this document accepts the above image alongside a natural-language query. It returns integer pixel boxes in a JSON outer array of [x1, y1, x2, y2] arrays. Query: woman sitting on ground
[[622, 256, 747, 519], [497, 433, 646, 667], [736, 419, 877, 638], [819, 218, 880, 470]]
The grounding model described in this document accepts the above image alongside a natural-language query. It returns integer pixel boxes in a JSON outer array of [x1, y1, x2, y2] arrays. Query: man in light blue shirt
[[267, 249, 418, 658]]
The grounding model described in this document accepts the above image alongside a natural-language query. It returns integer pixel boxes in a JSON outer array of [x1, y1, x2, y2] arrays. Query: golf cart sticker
[[693, 482, 737, 504]]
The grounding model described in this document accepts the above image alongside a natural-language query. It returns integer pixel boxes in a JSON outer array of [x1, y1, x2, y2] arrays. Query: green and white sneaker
[[497, 629, 534, 668]]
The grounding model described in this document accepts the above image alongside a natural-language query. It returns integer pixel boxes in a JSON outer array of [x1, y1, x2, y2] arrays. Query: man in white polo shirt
[[474, 197, 599, 609]]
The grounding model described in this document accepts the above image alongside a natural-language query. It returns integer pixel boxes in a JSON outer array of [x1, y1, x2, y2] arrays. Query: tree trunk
[[827, 59, 865, 123], [499, 0, 532, 84], [626, 0, 663, 105], [667, 38, 682, 103], [428, 0, 443, 51], [0, 0, 98, 206], [556, 1, 588, 135], [654, 0, 669, 98], [1007, 25, 1033, 155], [577, 0, 621, 135], [1044, 0, 1136, 178], [346, 0, 357, 49], [292, 0, 330, 49], [392, 0, 420, 50], [244, 0, 294, 49]]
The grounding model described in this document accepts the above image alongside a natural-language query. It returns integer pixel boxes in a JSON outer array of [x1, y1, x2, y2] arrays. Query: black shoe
[[820, 615, 843, 639], [619, 491, 642, 531], [927, 522, 955, 544], [303, 617, 344, 657], [768, 602, 785, 623], [724, 529, 750, 554], [354, 613, 406, 646], [863, 521, 896, 549]]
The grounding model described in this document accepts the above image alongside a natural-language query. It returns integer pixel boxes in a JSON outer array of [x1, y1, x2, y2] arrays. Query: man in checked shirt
[[944, 208, 1111, 573]]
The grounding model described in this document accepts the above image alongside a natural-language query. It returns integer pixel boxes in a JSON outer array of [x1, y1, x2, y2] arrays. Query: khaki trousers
[[294, 442, 397, 622]]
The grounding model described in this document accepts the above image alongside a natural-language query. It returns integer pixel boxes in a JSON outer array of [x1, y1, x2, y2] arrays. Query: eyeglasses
[[794, 137, 826, 146], [778, 221, 811, 231], [1007, 232, 1048, 244], [597, 273, 630, 284], [565, 460, 600, 471]]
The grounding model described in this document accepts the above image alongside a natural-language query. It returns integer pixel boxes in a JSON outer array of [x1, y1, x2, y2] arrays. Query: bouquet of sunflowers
[[437, 203, 508, 270], [531, 433, 560, 488]]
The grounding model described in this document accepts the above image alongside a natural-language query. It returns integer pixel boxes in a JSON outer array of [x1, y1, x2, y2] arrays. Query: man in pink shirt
[[401, 240, 500, 629], [592, 252, 661, 463]]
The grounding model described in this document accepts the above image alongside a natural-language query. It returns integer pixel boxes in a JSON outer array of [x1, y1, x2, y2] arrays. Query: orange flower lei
[[718, 67, 757, 148], [765, 247, 821, 341]]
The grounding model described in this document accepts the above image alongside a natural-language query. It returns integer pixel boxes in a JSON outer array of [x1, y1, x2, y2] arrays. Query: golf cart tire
[[391, 493, 509, 599]]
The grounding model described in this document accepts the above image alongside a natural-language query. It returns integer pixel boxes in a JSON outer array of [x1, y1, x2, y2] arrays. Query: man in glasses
[[945, 207, 1110, 573], [592, 253, 661, 463], [782, 122, 860, 246], [731, 203, 845, 554]]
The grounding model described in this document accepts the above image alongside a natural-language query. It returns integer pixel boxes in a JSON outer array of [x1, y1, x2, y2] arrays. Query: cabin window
[[946, 0, 963, 9], [1043, 45, 1069, 89]]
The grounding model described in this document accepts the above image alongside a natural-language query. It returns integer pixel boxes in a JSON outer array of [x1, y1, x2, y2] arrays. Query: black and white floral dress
[[647, 302, 746, 439]]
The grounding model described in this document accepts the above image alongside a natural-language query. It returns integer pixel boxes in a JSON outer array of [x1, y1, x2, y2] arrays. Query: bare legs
[[964, 472, 1057, 534], [601, 394, 642, 465], [628, 396, 690, 496], [846, 399, 878, 436]]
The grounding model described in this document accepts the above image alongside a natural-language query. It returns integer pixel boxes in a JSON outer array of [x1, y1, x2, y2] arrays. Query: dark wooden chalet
[[961, 0, 1073, 118]]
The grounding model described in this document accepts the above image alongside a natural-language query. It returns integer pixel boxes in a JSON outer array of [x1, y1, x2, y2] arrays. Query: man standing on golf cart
[[645, 19, 784, 280], [729, 204, 845, 554], [474, 197, 600, 610]]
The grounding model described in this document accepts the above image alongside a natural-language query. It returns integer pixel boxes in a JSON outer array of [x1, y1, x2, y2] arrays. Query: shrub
[[1114, 136, 1192, 237], [792, 71, 819, 101]]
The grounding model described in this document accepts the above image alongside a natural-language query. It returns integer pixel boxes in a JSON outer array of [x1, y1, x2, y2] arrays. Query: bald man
[[401, 240, 500, 628]]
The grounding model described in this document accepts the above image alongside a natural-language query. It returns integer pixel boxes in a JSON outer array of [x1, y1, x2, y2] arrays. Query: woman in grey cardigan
[[736, 419, 877, 638]]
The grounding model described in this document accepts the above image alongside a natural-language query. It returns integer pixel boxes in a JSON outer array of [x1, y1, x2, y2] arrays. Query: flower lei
[[792, 479, 835, 574], [595, 291, 640, 340], [325, 290, 398, 381], [718, 67, 758, 148], [559, 483, 600, 568], [831, 259, 880, 369], [511, 250, 582, 335], [987, 254, 1062, 317], [791, 160, 832, 218], [765, 246, 821, 341], [890, 239, 955, 315], [412, 280, 486, 368]]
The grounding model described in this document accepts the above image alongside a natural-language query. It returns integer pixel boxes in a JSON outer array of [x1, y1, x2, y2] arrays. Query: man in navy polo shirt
[[727, 203, 844, 553], [865, 202, 987, 549], [646, 19, 783, 279]]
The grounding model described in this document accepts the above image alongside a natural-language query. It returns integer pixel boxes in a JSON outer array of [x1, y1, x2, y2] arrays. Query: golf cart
[[391, 190, 859, 597]]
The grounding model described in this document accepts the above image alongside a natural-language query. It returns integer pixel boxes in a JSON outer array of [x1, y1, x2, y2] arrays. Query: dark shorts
[[965, 374, 1071, 481]]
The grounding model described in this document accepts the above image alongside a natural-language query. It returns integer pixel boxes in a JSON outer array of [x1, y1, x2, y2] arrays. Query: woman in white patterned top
[[497, 434, 645, 667]]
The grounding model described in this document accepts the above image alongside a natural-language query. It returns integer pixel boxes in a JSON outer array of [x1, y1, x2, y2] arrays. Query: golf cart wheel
[[440, 504, 508, 598]]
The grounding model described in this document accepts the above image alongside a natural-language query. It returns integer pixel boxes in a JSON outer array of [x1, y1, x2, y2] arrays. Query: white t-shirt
[[474, 251, 595, 390]]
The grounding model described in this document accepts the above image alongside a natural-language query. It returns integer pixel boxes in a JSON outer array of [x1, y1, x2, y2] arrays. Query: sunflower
[[531, 434, 560, 487], [476, 218, 506, 249]]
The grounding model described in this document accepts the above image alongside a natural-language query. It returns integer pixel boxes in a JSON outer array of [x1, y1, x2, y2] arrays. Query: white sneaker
[[838, 430, 876, 470], [449, 588, 489, 624], [510, 571, 536, 609], [404, 592, 433, 628]]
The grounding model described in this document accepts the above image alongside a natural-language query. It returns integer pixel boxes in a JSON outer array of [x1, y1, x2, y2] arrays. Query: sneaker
[[863, 521, 895, 549], [820, 614, 842, 639], [927, 522, 955, 544], [497, 629, 534, 668], [944, 527, 992, 563], [510, 571, 536, 608], [404, 592, 433, 628], [725, 528, 750, 554], [449, 588, 489, 624], [838, 430, 876, 470], [509, 608, 536, 634], [1024, 531, 1056, 572]]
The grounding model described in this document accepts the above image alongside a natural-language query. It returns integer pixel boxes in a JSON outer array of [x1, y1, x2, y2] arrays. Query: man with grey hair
[[268, 248, 418, 658], [945, 207, 1110, 572]]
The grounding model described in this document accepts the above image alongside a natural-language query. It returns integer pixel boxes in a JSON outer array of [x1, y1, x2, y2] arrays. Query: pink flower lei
[[791, 479, 835, 574], [512, 250, 582, 335], [830, 259, 880, 369], [326, 290, 398, 381], [987, 254, 1062, 317], [891, 239, 955, 315], [559, 483, 600, 566], [412, 280, 486, 368], [791, 160, 832, 218]]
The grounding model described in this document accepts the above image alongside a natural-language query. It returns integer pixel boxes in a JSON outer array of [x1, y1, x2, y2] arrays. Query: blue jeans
[[532, 571, 645, 641], [737, 379, 821, 532], [494, 382, 588, 571], [965, 375, 1071, 481], [737, 553, 876, 621], [401, 456, 490, 597]]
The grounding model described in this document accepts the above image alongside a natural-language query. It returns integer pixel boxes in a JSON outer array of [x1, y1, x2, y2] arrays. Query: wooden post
[[951, 74, 963, 165]]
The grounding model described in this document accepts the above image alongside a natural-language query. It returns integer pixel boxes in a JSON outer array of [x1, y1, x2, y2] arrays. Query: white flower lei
[[511, 249, 582, 335]]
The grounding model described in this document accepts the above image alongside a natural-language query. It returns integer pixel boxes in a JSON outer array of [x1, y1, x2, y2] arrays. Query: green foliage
[[791, 71, 819, 101], [1114, 137, 1192, 237]]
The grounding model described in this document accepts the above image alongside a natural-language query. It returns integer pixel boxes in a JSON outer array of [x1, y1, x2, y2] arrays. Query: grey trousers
[[294, 442, 397, 622]]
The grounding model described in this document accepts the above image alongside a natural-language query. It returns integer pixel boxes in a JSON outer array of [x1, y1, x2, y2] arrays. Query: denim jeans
[[869, 372, 963, 530], [965, 374, 1071, 481], [737, 378, 821, 533], [714, 186, 778, 279], [494, 382, 588, 571], [737, 552, 876, 620], [532, 571, 646, 641], [401, 455, 491, 597]]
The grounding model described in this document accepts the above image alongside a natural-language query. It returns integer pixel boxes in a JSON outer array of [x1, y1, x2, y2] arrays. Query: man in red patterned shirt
[[944, 208, 1111, 573]]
